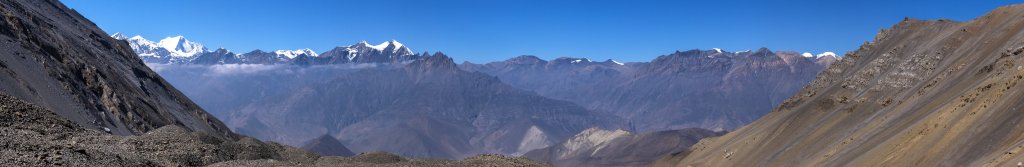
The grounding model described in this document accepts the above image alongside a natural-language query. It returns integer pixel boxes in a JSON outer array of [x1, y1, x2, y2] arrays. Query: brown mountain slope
[[0, 0, 231, 138], [655, 4, 1024, 167]]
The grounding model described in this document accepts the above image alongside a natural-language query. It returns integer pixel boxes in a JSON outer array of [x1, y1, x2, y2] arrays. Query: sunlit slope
[[656, 4, 1024, 167]]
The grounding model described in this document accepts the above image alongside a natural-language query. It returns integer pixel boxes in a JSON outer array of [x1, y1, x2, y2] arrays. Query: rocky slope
[[461, 49, 835, 131], [0, 0, 230, 138], [523, 128, 722, 167], [655, 4, 1024, 167]]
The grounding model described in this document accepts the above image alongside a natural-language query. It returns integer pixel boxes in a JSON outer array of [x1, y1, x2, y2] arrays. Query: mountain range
[[112, 34, 418, 65], [127, 33, 837, 161], [155, 52, 624, 159], [462, 48, 838, 131]]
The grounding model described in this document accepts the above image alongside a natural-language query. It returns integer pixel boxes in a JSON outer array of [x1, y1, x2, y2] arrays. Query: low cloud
[[145, 63, 391, 77], [207, 64, 286, 76]]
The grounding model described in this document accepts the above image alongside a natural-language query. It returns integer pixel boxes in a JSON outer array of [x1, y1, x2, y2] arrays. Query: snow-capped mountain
[[801, 51, 840, 59], [274, 48, 319, 59], [361, 40, 411, 53], [316, 40, 417, 64], [157, 35, 208, 57], [112, 33, 208, 64], [111, 33, 164, 58], [112, 33, 418, 65]]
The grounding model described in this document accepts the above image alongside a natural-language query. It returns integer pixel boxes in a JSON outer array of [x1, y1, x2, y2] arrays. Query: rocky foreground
[[0, 93, 547, 166]]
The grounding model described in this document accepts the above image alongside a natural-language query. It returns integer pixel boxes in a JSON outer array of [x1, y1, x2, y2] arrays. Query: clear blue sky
[[62, 0, 1021, 63]]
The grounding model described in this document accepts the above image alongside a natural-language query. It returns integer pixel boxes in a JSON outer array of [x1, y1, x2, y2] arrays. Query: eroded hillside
[[655, 4, 1024, 167]]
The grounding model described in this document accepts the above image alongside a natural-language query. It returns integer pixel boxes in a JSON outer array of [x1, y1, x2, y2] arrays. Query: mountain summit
[[156, 35, 207, 57]]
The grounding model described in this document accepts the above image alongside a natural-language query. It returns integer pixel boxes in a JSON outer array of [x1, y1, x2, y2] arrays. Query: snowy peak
[[111, 32, 129, 40], [801, 51, 840, 59], [364, 40, 411, 54], [157, 35, 207, 57], [128, 35, 147, 41], [695, 47, 838, 60], [110, 33, 162, 58], [111, 33, 422, 65], [816, 52, 837, 58], [603, 59, 624, 65], [274, 48, 319, 59], [367, 41, 389, 50]]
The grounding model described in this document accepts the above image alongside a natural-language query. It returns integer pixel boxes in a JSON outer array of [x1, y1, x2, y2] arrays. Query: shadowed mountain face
[[523, 128, 723, 167], [655, 5, 1024, 167], [0, 0, 231, 138], [156, 53, 623, 159], [301, 135, 355, 157], [461, 50, 834, 131]]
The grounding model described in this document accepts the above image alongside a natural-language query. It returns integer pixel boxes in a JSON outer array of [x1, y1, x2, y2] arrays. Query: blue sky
[[63, 0, 1021, 63]]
